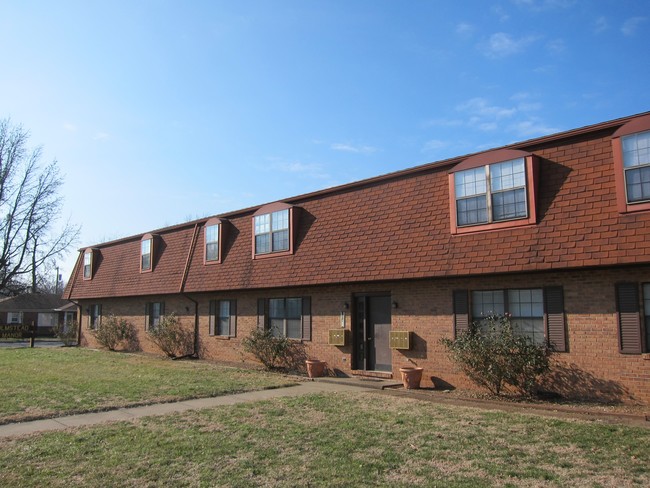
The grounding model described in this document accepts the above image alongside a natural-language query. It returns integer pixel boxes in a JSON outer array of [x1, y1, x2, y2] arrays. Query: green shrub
[[91, 315, 136, 351], [441, 314, 551, 396], [241, 328, 298, 371], [146, 313, 194, 359], [53, 320, 78, 346]]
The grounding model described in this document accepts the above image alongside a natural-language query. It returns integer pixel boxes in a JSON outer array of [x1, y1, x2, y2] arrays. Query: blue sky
[[1, 0, 648, 280]]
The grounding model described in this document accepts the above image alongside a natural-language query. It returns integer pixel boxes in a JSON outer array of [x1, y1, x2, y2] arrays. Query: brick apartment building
[[65, 112, 650, 404]]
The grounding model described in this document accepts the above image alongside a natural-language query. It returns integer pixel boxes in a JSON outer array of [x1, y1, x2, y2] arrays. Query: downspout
[[178, 223, 201, 359]]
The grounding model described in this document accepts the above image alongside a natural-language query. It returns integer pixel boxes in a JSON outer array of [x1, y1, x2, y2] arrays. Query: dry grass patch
[[0, 392, 649, 487], [0, 347, 295, 423]]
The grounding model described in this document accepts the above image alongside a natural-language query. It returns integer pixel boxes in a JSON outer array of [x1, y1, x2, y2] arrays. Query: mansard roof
[[65, 111, 650, 300]]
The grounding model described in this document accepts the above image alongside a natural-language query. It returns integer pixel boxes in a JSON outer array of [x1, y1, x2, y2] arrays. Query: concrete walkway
[[0, 381, 368, 439]]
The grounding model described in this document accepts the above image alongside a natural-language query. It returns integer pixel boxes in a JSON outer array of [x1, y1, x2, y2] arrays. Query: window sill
[[210, 335, 234, 340], [619, 201, 650, 214], [253, 250, 293, 260], [452, 218, 536, 235]]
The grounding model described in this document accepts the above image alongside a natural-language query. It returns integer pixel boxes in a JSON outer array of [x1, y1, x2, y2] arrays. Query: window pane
[[141, 239, 151, 270], [271, 209, 289, 231], [508, 289, 543, 319], [217, 317, 230, 336], [472, 290, 505, 318], [286, 298, 302, 318], [205, 224, 219, 259], [623, 131, 650, 168], [625, 166, 650, 203], [255, 234, 270, 254], [269, 299, 285, 319], [491, 158, 525, 191], [219, 300, 230, 318], [286, 318, 302, 339], [269, 318, 284, 337], [272, 229, 289, 251], [206, 225, 219, 243], [206, 242, 219, 261], [492, 188, 527, 221], [511, 318, 545, 345], [457, 196, 488, 226], [254, 214, 270, 235], [455, 167, 486, 198]]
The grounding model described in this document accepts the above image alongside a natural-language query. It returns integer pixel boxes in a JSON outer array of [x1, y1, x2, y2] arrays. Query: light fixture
[[392, 301, 398, 309], [344, 302, 350, 310]]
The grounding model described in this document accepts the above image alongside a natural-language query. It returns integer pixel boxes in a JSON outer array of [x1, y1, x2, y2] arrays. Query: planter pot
[[399, 367, 424, 389], [306, 359, 326, 378]]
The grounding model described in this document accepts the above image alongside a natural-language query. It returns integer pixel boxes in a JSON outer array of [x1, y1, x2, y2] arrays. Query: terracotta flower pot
[[306, 359, 326, 378], [399, 366, 423, 389]]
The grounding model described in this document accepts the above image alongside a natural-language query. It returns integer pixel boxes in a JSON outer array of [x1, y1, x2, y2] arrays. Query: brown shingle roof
[[0, 294, 72, 312], [65, 111, 650, 300]]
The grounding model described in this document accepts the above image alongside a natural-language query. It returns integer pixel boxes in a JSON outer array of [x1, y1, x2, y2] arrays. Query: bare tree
[[0, 118, 80, 295]]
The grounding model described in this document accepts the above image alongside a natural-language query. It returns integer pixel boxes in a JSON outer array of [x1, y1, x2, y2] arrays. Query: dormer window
[[252, 203, 295, 258], [204, 217, 224, 264], [449, 149, 539, 234], [622, 131, 650, 203], [141, 234, 153, 272], [612, 114, 650, 214], [83, 249, 93, 280]]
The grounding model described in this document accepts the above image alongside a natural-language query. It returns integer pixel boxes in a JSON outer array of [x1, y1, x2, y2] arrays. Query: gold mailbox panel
[[389, 331, 411, 350], [328, 329, 346, 346]]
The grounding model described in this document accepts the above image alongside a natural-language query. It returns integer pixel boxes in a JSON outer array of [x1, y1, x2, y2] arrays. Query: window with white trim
[[141, 238, 152, 272], [622, 130, 650, 204], [205, 224, 220, 262], [145, 302, 164, 330], [7, 312, 22, 324], [254, 209, 290, 255], [89, 304, 102, 330], [209, 299, 236, 336], [471, 288, 545, 345], [269, 297, 302, 339], [83, 250, 93, 279], [455, 158, 528, 226]]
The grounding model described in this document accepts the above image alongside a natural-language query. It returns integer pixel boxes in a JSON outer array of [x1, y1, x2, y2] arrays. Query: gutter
[[175, 223, 201, 360]]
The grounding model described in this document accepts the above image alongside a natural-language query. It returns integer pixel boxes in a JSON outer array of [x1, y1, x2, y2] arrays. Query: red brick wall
[[79, 264, 650, 404]]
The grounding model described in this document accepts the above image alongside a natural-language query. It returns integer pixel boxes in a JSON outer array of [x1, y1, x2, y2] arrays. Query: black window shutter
[[209, 300, 216, 336], [453, 290, 469, 339], [229, 300, 237, 337], [616, 283, 642, 354], [160, 302, 165, 317], [257, 298, 266, 330], [144, 303, 150, 331], [301, 296, 311, 341], [544, 286, 567, 352]]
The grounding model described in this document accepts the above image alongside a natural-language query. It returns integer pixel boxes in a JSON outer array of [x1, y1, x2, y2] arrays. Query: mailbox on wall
[[328, 329, 346, 346], [389, 330, 411, 350]]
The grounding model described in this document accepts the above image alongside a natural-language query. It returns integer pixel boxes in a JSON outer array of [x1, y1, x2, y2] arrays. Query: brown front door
[[353, 294, 392, 372]]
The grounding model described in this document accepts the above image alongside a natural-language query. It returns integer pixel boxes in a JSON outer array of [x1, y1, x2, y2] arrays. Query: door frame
[[351, 292, 392, 372]]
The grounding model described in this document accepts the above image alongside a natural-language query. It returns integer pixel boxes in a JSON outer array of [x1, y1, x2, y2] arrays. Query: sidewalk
[[2, 377, 648, 439], [0, 381, 368, 439]]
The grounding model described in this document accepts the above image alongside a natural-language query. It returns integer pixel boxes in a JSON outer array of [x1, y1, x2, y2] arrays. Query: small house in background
[[0, 294, 77, 336]]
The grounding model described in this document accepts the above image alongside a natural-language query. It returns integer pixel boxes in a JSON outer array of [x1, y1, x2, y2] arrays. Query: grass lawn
[[0, 348, 295, 423], [0, 392, 648, 487]]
